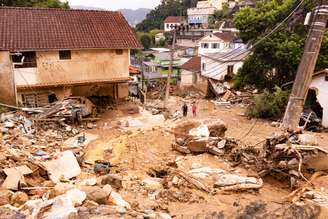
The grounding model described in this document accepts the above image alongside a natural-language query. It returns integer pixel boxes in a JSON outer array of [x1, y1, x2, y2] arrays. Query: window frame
[[212, 43, 219, 49], [201, 43, 209, 49], [12, 52, 37, 68], [59, 50, 72, 60], [115, 49, 124, 55], [202, 63, 206, 71], [227, 65, 234, 75]]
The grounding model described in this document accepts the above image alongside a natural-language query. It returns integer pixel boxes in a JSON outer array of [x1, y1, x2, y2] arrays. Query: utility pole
[[164, 29, 177, 108], [282, 1, 328, 130]]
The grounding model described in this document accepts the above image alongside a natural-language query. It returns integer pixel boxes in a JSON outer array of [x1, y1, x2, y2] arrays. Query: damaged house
[[0, 7, 141, 107]]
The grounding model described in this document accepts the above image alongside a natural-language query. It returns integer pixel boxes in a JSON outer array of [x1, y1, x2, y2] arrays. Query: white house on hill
[[164, 16, 186, 32], [201, 48, 249, 81], [198, 32, 246, 55]]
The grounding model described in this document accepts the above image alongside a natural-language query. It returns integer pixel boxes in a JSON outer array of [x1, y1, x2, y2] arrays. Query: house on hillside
[[201, 48, 249, 82], [0, 7, 141, 106], [180, 56, 208, 94], [143, 52, 182, 83], [164, 16, 186, 32], [187, 0, 228, 27], [198, 32, 246, 55]]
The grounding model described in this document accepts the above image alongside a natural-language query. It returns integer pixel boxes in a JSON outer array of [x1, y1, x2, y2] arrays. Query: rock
[[54, 183, 76, 196], [186, 138, 208, 153], [158, 212, 172, 219], [102, 185, 113, 196], [206, 120, 227, 138], [43, 195, 78, 219], [0, 206, 25, 219], [87, 123, 94, 129], [4, 122, 14, 128], [189, 125, 210, 138], [217, 140, 227, 149], [271, 121, 280, 127], [172, 176, 180, 185], [101, 174, 123, 189], [11, 192, 28, 206], [83, 200, 99, 208], [142, 178, 163, 191], [176, 138, 185, 146], [81, 186, 108, 204], [1, 127, 9, 134], [215, 174, 258, 187], [108, 191, 131, 209], [78, 178, 97, 186], [191, 163, 203, 169], [298, 134, 318, 146], [16, 137, 32, 146], [66, 189, 86, 206], [0, 189, 12, 206]]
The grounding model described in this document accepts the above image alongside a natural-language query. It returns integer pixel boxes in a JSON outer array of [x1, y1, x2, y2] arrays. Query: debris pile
[[172, 120, 234, 156], [209, 79, 252, 105]]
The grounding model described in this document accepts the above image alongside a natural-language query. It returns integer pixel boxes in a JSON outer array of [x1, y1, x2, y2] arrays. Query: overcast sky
[[66, 0, 161, 10]]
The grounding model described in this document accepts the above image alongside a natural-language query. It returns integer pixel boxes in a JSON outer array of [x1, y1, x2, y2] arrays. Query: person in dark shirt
[[182, 103, 188, 117]]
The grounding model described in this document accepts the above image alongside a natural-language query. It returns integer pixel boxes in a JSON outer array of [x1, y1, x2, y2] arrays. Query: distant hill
[[119, 8, 151, 27], [71, 6, 150, 27]]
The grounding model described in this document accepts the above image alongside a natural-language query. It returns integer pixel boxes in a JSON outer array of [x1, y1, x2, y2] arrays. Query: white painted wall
[[310, 75, 328, 128], [164, 23, 181, 32], [201, 56, 244, 81], [181, 69, 194, 86], [14, 67, 38, 86], [198, 35, 246, 55]]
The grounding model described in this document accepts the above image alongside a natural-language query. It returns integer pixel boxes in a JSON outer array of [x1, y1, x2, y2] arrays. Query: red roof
[[164, 16, 185, 23], [129, 65, 140, 74], [0, 7, 142, 51], [181, 57, 201, 73], [213, 32, 236, 42]]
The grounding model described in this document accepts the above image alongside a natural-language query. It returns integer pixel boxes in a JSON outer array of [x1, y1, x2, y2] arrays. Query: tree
[[233, 0, 326, 90], [136, 0, 197, 32], [0, 0, 69, 8], [140, 34, 152, 50], [149, 29, 162, 45]]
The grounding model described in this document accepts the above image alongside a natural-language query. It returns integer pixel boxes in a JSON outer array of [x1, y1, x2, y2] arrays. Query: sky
[[66, 0, 161, 10]]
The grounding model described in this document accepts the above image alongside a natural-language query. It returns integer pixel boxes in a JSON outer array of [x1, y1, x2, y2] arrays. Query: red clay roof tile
[[164, 16, 185, 23], [181, 56, 201, 73], [0, 7, 142, 51]]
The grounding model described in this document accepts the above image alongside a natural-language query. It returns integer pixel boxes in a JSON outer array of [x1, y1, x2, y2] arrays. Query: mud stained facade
[[0, 7, 141, 106], [10, 49, 131, 106], [0, 51, 16, 105]]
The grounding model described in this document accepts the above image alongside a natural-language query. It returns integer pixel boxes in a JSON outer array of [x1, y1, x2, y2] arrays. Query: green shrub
[[246, 86, 290, 119]]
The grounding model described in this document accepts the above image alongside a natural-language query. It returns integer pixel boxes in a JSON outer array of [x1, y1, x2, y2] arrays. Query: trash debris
[[3, 166, 33, 190], [43, 151, 81, 183]]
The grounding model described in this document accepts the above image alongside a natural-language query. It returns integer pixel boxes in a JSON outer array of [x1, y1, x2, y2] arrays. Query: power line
[[202, 0, 305, 64], [198, 0, 305, 80]]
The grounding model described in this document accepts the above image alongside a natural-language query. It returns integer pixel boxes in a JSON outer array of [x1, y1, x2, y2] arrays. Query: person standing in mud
[[192, 102, 197, 117], [182, 103, 188, 117]]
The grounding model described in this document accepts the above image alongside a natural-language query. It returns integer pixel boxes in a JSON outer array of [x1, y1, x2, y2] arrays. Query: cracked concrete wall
[[310, 75, 328, 128], [0, 51, 16, 105]]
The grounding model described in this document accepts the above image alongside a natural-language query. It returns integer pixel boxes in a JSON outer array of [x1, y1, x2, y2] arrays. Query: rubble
[[1, 96, 328, 218], [43, 151, 81, 183]]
